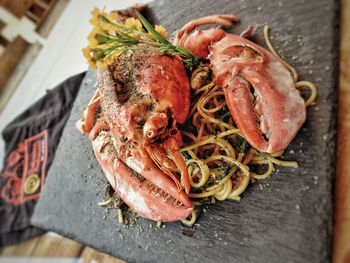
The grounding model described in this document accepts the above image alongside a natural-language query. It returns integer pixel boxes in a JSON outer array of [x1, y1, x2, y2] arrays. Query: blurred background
[[0, 0, 148, 170], [0, 0, 348, 262], [0, 1, 148, 262]]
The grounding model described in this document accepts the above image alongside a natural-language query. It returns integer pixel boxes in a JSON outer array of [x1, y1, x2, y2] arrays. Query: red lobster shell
[[175, 15, 306, 153], [78, 12, 307, 222], [77, 49, 193, 222]]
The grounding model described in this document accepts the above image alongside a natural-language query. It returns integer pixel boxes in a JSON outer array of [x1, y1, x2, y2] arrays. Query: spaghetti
[[179, 26, 317, 225]]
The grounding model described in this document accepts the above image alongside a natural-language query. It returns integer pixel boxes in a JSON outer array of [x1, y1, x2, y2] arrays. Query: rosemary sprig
[[135, 11, 168, 45], [82, 7, 199, 68], [136, 11, 199, 67]]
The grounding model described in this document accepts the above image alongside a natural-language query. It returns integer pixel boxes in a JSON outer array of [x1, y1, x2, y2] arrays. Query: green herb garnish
[[82, 7, 199, 68]]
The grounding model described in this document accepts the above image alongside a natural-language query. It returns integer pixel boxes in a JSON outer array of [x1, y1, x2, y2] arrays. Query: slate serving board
[[31, 0, 339, 262]]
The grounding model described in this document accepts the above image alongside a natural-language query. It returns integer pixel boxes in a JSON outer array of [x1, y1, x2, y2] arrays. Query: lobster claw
[[92, 130, 193, 222], [175, 15, 306, 153], [210, 35, 306, 153]]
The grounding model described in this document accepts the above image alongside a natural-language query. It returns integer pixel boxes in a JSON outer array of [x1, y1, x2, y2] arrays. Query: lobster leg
[[163, 133, 191, 194], [89, 120, 110, 140], [240, 25, 253, 38], [143, 114, 191, 193], [174, 15, 239, 58], [76, 88, 100, 134], [174, 14, 239, 45]]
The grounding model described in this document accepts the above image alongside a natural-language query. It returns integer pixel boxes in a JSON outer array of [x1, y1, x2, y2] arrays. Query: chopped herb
[[200, 196, 212, 204], [182, 226, 196, 237], [217, 107, 230, 119], [232, 135, 248, 153], [191, 187, 204, 194], [218, 162, 231, 175], [215, 173, 226, 183], [181, 151, 192, 161]]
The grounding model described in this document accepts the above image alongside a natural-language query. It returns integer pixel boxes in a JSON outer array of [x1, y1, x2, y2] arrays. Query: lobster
[[77, 12, 306, 222], [174, 15, 306, 153], [77, 49, 193, 222]]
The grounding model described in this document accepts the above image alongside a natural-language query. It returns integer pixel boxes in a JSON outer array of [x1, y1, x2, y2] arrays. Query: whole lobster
[[77, 12, 306, 222], [77, 49, 193, 222]]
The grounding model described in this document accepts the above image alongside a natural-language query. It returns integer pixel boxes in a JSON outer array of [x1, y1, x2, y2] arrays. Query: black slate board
[[32, 0, 339, 262]]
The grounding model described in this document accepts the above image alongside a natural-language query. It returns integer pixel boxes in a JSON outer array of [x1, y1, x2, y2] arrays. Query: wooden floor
[[0, 0, 349, 262], [0, 233, 125, 262]]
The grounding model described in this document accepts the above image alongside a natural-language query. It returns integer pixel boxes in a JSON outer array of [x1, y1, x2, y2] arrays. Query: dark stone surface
[[31, 0, 339, 262]]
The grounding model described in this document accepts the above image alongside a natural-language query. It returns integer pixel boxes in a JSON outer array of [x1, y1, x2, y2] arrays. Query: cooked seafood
[[78, 8, 316, 224], [78, 50, 194, 221], [174, 15, 306, 153]]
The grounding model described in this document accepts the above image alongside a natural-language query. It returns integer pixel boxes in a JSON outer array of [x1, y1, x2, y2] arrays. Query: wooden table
[[0, 0, 348, 262]]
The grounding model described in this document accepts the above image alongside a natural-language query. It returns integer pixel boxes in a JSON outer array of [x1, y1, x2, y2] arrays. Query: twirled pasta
[[180, 27, 317, 225]]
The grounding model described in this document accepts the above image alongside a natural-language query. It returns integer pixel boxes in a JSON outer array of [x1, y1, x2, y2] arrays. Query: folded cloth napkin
[[0, 72, 86, 247]]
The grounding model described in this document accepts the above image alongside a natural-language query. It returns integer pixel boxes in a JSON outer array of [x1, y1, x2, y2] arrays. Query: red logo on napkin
[[0, 130, 48, 206]]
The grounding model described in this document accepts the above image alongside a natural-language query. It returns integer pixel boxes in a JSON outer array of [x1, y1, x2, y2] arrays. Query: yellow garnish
[[109, 12, 119, 21], [105, 50, 124, 65], [124, 17, 143, 31], [89, 7, 100, 25], [155, 25, 168, 39], [105, 54, 115, 65], [82, 7, 198, 68], [87, 27, 104, 48], [97, 60, 107, 68], [82, 47, 96, 68]]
